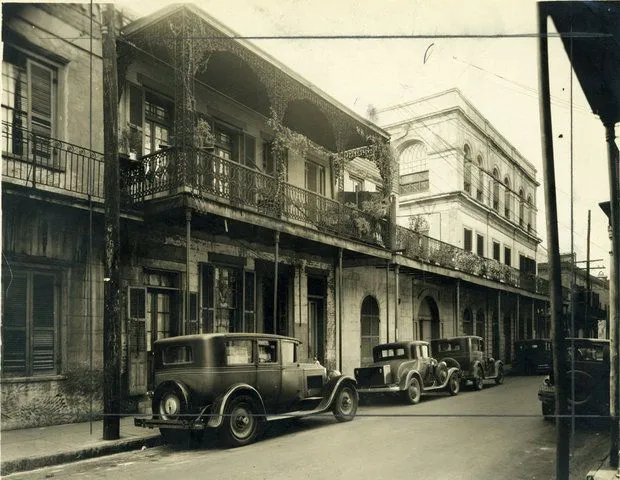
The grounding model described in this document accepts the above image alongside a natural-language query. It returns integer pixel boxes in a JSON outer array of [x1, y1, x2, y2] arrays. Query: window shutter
[[201, 264, 214, 333], [129, 85, 144, 128], [2, 274, 28, 373], [32, 274, 55, 372], [28, 61, 53, 138], [128, 287, 147, 319], [244, 271, 255, 332], [244, 134, 256, 167]]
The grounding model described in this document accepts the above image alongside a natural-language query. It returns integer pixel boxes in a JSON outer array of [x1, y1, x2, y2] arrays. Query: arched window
[[360, 296, 380, 366], [400, 142, 429, 193], [504, 177, 511, 219], [518, 189, 525, 227], [476, 156, 484, 201], [526, 194, 533, 232], [463, 308, 473, 335], [492, 168, 500, 211], [476, 309, 486, 342], [463, 144, 472, 195]]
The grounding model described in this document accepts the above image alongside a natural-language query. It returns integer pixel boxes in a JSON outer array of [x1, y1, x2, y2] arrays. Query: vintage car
[[512, 339, 552, 375], [538, 338, 610, 420], [134, 333, 358, 447], [353, 341, 462, 404], [431, 336, 504, 390]]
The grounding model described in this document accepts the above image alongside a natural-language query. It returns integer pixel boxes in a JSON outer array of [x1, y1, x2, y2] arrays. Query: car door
[[417, 345, 433, 386], [255, 339, 282, 414]]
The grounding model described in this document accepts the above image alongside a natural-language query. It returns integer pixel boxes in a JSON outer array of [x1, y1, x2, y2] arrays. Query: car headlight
[[328, 369, 341, 380]]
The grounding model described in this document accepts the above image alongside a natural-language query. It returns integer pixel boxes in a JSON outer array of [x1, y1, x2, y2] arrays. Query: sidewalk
[[586, 461, 620, 480], [1, 416, 163, 476]]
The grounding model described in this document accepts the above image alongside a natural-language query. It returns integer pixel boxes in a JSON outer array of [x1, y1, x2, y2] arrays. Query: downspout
[[339, 248, 344, 372], [274, 231, 280, 335], [184, 208, 191, 335], [386, 260, 390, 343]]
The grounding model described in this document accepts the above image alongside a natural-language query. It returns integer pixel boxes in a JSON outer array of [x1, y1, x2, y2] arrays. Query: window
[[162, 346, 193, 365], [282, 341, 297, 364], [492, 168, 500, 211], [504, 247, 512, 267], [418, 344, 430, 359], [464, 228, 473, 252], [2, 47, 57, 165], [400, 141, 429, 193], [2, 270, 57, 376], [225, 339, 253, 365], [305, 159, 326, 195], [376, 347, 406, 360], [476, 234, 484, 257], [350, 174, 364, 192], [493, 241, 501, 261], [143, 93, 172, 156], [262, 140, 288, 180], [504, 177, 511, 219], [463, 144, 472, 194], [476, 156, 484, 201], [258, 340, 277, 363], [526, 195, 533, 231], [518, 189, 525, 227]]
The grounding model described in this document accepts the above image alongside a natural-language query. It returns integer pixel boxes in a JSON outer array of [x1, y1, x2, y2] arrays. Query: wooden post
[[102, 3, 121, 441], [586, 209, 591, 336], [394, 264, 400, 341], [339, 248, 344, 372], [274, 231, 280, 334], [538, 6, 570, 477], [184, 209, 191, 335], [386, 260, 390, 343]]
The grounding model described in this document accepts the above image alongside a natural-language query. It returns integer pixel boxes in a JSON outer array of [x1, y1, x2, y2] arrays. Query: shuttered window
[[2, 270, 57, 377], [1, 47, 57, 165]]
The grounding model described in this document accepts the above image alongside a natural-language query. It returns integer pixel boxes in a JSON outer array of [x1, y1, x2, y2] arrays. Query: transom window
[[400, 141, 427, 175]]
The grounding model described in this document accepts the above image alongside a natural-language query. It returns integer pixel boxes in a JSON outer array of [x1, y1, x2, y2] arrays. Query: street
[[6, 376, 610, 480]]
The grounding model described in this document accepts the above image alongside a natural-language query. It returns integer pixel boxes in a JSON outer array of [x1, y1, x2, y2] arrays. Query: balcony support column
[[338, 248, 344, 372], [394, 263, 400, 342], [386, 260, 390, 343], [273, 231, 280, 335], [184, 208, 191, 335], [456, 279, 461, 336]]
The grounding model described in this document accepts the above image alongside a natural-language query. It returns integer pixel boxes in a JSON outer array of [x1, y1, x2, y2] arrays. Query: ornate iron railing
[[124, 146, 549, 295], [395, 225, 549, 295], [2, 122, 104, 200]]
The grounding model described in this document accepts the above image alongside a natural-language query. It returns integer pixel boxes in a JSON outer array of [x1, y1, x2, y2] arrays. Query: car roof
[[373, 340, 429, 349], [565, 338, 610, 344], [155, 333, 302, 346], [431, 336, 482, 342]]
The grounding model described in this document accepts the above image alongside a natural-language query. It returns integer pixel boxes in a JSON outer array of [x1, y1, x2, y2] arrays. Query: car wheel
[[403, 377, 422, 405], [155, 386, 186, 421], [221, 395, 261, 448], [542, 402, 555, 421], [333, 384, 358, 422], [159, 428, 204, 447], [495, 366, 504, 385], [473, 367, 484, 391], [448, 374, 460, 396]]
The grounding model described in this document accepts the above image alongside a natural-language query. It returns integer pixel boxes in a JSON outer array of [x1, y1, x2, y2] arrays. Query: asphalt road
[[6, 375, 611, 480]]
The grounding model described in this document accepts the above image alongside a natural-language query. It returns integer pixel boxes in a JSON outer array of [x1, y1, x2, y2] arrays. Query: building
[[376, 89, 549, 362], [1, 5, 550, 431]]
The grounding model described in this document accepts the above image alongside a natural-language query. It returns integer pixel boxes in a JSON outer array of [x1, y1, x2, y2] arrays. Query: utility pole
[[102, 3, 121, 441], [586, 210, 591, 336]]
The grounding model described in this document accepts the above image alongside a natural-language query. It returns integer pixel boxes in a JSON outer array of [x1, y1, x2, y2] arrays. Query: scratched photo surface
[[1, 1, 618, 479]]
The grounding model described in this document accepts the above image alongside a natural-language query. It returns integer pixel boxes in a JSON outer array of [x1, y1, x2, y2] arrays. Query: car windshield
[[373, 346, 408, 361], [433, 340, 461, 353], [566, 343, 607, 362]]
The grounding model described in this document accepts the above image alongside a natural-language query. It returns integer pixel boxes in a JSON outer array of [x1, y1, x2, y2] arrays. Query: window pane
[[225, 340, 253, 365], [258, 340, 277, 363], [282, 341, 296, 363], [163, 346, 192, 364]]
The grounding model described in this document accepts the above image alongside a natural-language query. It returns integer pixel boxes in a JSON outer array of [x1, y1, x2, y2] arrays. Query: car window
[[419, 345, 429, 358], [436, 341, 460, 352], [375, 347, 407, 361], [282, 341, 297, 364], [162, 345, 192, 365], [471, 338, 479, 351], [568, 344, 607, 362], [258, 340, 278, 363], [225, 339, 253, 365]]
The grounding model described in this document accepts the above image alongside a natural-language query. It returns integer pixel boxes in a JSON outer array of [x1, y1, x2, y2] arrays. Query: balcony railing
[[394, 225, 549, 295], [124, 146, 390, 246], [2, 122, 104, 201]]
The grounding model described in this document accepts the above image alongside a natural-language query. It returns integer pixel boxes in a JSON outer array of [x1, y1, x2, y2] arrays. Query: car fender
[[399, 369, 422, 391], [494, 360, 504, 376], [470, 360, 484, 379], [440, 357, 461, 371], [207, 383, 267, 428], [320, 375, 358, 409], [153, 380, 192, 413]]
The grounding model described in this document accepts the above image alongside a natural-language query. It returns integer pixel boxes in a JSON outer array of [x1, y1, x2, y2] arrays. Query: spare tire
[[564, 370, 594, 407], [434, 361, 449, 384]]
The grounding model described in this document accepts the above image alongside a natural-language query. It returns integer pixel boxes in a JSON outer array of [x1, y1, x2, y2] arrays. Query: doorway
[[418, 296, 440, 342], [360, 296, 380, 366], [308, 277, 326, 363]]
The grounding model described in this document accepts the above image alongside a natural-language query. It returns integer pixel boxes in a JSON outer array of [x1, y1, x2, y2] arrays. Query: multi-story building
[[376, 89, 548, 361], [1, 5, 550, 431]]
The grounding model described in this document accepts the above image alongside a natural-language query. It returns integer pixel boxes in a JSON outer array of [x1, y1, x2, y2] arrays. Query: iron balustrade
[[2, 122, 104, 200]]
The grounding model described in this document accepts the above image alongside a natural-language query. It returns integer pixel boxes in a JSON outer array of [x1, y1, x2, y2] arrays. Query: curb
[[0, 434, 164, 476]]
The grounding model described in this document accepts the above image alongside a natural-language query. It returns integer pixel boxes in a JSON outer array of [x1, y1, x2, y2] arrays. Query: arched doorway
[[360, 296, 380, 366], [463, 308, 473, 335], [418, 296, 440, 342], [504, 313, 513, 362], [476, 309, 486, 342]]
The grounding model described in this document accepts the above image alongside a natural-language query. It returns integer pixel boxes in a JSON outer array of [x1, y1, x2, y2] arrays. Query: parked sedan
[[512, 339, 552, 375], [354, 341, 461, 404], [134, 333, 358, 447]]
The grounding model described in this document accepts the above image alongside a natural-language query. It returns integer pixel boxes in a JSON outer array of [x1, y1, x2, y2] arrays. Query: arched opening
[[503, 313, 513, 362], [518, 188, 525, 227], [476, 155, 484, 201], [283, 100, 336, 152], [360, 296, 380, 366], [399, 141, 428, 194], [476, 309, 486, 342], [492, 168, 500, 211], [526, 194, 533, 231], [463, 144, 472, 194], [463, 308, 473, 335], [503, 176, 511, 219], [418, 296, 440, 342]]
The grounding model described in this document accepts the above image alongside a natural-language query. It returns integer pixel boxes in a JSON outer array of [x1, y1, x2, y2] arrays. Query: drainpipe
[[274, 231, 280, 335], [339, 248, 344, 372], [394, 263, 400, 342], [386, 260, 390, 343], [456, 279, 461, 336], [185, 208, 191, 335]]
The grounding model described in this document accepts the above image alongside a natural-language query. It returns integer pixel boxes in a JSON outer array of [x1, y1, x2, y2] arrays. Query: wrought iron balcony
[[394, 225, 549, 295], [2, 122, 104, 201], [123, 146, 390, 246]]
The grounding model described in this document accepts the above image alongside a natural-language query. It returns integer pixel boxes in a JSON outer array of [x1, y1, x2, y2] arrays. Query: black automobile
[[512, 339, 552, 375], [538, 338, 610, 420]]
